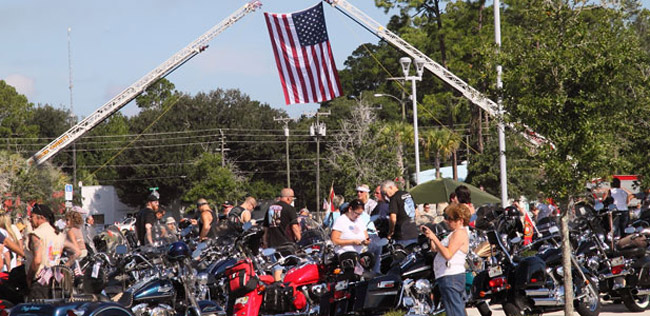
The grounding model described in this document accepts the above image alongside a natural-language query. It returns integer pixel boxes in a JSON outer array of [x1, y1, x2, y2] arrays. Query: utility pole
[[67, 27, 77, 189], [219, 129, 227, 167], [274, 117, 292, 188], [309, 111, 330, 219]]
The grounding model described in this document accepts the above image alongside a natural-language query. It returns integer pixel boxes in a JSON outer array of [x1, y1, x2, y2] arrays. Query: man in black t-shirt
[[228, 197, 257, 232], [136, 193, 160, 246], [263, 188, 301, 248], [263, 188, 301, 281], [381, 180, 419, 247]]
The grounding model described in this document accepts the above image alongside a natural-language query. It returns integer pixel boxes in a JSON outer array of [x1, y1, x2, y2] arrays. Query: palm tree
[[421, 128, 461, 180]]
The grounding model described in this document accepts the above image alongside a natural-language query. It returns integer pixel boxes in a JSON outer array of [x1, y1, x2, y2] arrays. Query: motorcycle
[[573, 201, 650, 312]]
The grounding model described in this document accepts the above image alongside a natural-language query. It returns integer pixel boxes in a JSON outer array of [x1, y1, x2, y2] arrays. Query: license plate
[[335, 280, 349, 291], [611, 256, 625, 267], [235, 296, 249, 305], [488, 266, 503, 278], [91, 262, 101, 278]]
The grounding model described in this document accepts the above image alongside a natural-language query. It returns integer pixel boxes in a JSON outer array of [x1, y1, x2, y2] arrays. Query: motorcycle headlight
[[197, 272, 209, 285], [414, 279, 432, 294]]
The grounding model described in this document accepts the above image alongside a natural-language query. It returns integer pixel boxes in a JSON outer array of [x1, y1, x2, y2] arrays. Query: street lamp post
[[399, 57, 425, 185], [373, 93, 407, 121]]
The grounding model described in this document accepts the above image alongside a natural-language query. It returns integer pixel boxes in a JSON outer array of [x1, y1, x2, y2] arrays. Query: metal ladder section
[[28, 1, 263, 165]]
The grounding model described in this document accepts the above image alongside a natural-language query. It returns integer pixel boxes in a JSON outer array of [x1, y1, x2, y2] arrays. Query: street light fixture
[[400, 57, 425, 185]]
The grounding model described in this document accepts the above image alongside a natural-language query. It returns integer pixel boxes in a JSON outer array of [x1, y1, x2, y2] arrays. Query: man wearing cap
[[356, 184, 377, 215], [136, 193, 160, 246]]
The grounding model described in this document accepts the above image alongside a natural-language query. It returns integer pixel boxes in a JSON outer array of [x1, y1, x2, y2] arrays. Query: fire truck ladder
[[324, 0, 552, 148], [28, 1, 263, 165]]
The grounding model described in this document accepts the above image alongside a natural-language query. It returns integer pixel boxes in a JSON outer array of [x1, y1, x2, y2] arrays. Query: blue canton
[[293, 3, 328, 46]]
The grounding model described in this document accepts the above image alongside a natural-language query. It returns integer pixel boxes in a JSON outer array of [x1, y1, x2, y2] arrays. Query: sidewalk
[[467, 301, 634, 316]]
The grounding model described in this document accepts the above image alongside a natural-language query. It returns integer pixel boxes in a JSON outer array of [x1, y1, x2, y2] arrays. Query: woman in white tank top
[[421, 203, 470, 316]]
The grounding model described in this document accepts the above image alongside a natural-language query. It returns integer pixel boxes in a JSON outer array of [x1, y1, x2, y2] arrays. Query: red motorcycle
[[226, 244, 331, 316]]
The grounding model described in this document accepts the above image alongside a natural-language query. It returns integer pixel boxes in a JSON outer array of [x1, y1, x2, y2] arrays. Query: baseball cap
[[147, 192, 160, 202], [355, 184, 370, 193]]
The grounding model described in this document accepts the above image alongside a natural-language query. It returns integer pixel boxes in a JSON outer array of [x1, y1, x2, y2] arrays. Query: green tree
[[0, 80, 38, 153], [182, 152, 246, 205]]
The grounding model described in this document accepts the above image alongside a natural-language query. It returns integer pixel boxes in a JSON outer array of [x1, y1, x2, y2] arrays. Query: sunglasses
[[443, 213, 457, 221]]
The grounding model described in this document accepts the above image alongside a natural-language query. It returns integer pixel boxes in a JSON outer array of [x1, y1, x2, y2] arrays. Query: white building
[[81, 185, 135, 226]]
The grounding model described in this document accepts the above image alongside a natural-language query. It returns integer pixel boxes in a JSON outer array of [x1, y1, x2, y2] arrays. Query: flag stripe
[[264, 13, 291, 104], [264, 3, 342, 105]]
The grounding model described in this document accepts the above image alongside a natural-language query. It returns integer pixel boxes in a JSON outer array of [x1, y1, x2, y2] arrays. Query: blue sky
[[2, 1, 649, 120], [1, 1, 392, 119]]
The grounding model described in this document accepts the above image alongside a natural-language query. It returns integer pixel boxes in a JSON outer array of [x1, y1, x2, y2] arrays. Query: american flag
[[265, 3, 342, 105]]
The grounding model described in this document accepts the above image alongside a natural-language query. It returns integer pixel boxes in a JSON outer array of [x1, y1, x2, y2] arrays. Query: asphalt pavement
[[467, 301, 639, 316]]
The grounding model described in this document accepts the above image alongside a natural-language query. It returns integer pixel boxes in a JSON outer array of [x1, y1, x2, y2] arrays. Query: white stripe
[[268, 14, 295, 104]]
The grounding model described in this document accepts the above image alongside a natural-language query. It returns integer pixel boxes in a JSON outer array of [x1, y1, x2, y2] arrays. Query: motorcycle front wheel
[[574, 279, 601, 316], [621, 290, 650, 312]]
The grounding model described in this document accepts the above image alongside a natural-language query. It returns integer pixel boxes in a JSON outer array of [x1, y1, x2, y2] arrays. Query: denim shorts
[[437, 273, 467, 316]]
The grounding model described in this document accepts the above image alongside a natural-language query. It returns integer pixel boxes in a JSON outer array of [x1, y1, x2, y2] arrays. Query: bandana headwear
[[32, 204, 54, 225]]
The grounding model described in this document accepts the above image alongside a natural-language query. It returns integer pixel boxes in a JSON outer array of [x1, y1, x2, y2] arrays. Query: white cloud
[[4, 74, 35, 97]]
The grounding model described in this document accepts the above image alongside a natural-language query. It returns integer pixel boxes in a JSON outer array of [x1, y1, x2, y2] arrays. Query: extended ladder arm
[[325, 0, 552, 148], [28, 1, 263, 165]]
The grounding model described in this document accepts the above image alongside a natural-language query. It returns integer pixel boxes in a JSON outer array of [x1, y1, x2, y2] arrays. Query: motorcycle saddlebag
[[362, 274, 401, 312], [262, 283, 294, 313], [227, 259, 258, 296]]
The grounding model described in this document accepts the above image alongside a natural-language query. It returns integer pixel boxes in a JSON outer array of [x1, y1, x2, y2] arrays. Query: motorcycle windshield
[[298, 217, 327, 248], [101, 225, 129, 254]]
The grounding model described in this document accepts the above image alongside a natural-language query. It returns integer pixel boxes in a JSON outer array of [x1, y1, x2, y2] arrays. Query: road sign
[[65, 184, 73, 201]]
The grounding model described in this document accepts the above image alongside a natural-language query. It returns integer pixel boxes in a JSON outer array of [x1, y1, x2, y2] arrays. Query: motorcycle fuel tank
[[133, 279, 176, 302], [284, 263, 319, 286], [10, 302, 134, 316]]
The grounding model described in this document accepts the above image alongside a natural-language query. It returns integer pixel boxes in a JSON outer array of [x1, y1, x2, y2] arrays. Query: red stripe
[[281, 17, 308, 103], [319, 42, 335, 100], [613, 175, 638, 181], [301, 45, 317, 102], [310, 46, 326, 100], [326, 42, 343, 96], [264, 13, 290, 104]]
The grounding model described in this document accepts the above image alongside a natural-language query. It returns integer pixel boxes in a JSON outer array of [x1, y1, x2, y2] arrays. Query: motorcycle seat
[[608, 247, 646, 258], [111, 292, 134, 308], [67, 294, 111, 303]]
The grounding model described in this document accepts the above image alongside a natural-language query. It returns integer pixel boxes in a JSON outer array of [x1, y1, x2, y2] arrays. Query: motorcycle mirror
[[243, 222, 253, 231], [115, 245, 128, 255], [192, 249, 202, 260], [594, 201, 604, 211], [510, 236, 522, 244], [262, 248, 276, 257], [625, 227, 636, 234]]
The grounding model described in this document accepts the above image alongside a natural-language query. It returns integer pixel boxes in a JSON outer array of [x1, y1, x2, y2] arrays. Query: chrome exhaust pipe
[[631, 289, 650, 296], [531, 298, 564, 306], [525, 288, 551, 297]]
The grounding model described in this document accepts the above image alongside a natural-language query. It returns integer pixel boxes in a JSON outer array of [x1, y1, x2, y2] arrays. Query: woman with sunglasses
[[421, 203, 471, 316], [331, 199, 370, 255]]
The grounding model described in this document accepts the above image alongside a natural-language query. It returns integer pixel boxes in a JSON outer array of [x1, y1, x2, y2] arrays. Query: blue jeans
[[367, 235, 383, 274], [437, 273, 467, 316]]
